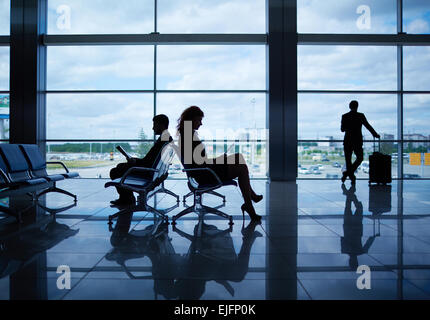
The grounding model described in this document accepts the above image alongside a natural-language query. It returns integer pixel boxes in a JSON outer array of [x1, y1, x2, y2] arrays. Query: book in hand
[[116, 145, 132, 160]]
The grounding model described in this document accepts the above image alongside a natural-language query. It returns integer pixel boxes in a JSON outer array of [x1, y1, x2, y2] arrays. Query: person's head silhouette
[[349, 100, 359, 111]]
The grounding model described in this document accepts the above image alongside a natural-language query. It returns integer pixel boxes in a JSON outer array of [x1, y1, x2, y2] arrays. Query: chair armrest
[[183, 167, 223, 188], [120, 167, 159, 184], [0, 168, 10, 184], [46, 161, 70, 173]]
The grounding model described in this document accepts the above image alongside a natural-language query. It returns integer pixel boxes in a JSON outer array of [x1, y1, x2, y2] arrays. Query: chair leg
[[183, 191, 193, 203], [202, 205, 234, 225], [162, 188, 180, 203], [37, 186, 77, 202], [171, 206, 195, 224], [207, 190, 226, 202]]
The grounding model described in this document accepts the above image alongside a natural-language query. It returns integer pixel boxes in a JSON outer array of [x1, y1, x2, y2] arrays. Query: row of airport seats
[[0, 144, 79, 202]]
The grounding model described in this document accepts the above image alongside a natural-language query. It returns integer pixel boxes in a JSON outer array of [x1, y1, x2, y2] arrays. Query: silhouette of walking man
[[341, 100, 379, 184], [341, 184, 376, 270]]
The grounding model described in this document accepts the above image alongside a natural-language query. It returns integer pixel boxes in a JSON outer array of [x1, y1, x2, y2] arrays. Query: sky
[[0, 0, 429, 141]]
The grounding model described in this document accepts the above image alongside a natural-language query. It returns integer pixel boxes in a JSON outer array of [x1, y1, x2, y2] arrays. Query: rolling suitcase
[[368, 138, 392, 185]]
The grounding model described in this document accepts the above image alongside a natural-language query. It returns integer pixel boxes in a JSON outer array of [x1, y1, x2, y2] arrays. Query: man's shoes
[[350, 174, 356, 185], [110, 197, 135, 206]]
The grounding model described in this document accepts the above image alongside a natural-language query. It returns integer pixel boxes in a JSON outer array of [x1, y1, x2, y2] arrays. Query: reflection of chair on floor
[[0, 194, 77, 223], [0, 197, 35, 223], [172, 220, 261, 299], [105, 142, 179, 226], [0, 214, 79, 279], [106, 212, 182, 300]]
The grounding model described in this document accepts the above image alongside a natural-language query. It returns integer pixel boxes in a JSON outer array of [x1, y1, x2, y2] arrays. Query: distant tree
[[136, 128, 152, 157]]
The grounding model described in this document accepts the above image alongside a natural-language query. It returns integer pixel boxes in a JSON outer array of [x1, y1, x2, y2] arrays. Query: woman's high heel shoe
[[252, 194, 263, 203], [241, 203, 262, 221]]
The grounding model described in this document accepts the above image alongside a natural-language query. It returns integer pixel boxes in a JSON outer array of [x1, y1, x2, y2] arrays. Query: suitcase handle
[[373, 137, 381, 153]]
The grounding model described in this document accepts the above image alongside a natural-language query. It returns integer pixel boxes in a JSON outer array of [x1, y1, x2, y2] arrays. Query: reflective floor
[[1, 179, 430, 300]]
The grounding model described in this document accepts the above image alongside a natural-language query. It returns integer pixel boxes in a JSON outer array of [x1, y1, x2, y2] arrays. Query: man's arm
[[341, 114, 346, 132], [362, 114, 380, 138], [135, 139, 164, 167]]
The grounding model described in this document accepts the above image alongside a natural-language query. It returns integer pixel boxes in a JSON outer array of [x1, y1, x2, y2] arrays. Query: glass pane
[[47, 0, 154, 34], [403, 94, 430, 179], [47, 46, 154, 90], [298, 142, 398, 179], [403, 144, 430, 179], [0, 94, 9, 140], [157, 45, 266, 90], [0, 0, 10, 35], [46, 141, 154, 179], [403, 0, 430, 34], [298, 94, 397, 140], [158, 0, 265, 33], [297, 0, 397, 34], [157, 93, 267, 177], [298, 46, 397, 90], [403, 47, 430, 91], [47, 94, 154, 140], [0, 47, 9, 91]]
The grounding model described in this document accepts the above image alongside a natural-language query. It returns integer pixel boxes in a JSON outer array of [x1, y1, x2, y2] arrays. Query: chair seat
[[197, 179, 238, 189], [105, 177, 151, 189], [24, 178, 49, 185]]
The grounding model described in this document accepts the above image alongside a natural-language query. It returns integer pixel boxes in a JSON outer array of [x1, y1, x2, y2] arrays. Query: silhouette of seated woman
[[109, 114, 172, 205], [341, 100, 380, 184], [177, 106, 262, 221], [173, 220, 262, 299], [340, 184, 376, 270]]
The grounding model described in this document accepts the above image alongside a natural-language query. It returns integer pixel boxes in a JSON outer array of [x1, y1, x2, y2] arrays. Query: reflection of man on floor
[[341, 100, 379, 184], [341, 184, 376, 270], [109, 114, 172, 205]]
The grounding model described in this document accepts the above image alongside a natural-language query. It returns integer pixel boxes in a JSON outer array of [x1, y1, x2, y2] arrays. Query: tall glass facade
[[298, 0, 430, 179], [45, 0, 267, 178]]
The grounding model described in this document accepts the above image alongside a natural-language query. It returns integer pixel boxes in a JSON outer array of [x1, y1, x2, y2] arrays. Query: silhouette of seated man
[[341, 100, 380, 184], [340, 184, 376, 270], [107, 211, 182, 300], [109, 114, 172, 205]]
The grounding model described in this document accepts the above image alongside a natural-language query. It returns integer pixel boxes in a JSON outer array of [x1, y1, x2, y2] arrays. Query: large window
[[45, 0, 267, 178], [298, 1, 430, 179], [0, 0, 9, 35]]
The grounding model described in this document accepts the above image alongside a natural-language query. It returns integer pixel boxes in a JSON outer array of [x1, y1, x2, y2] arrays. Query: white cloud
[[0, 0, 9, 35], [0, 48, 9, 90], [299, 46, 397, 90], [48, 0, 153, 34], [298, 0, 397, 34], [157, 0, 265, 33], [406, 19, 430, 34]]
